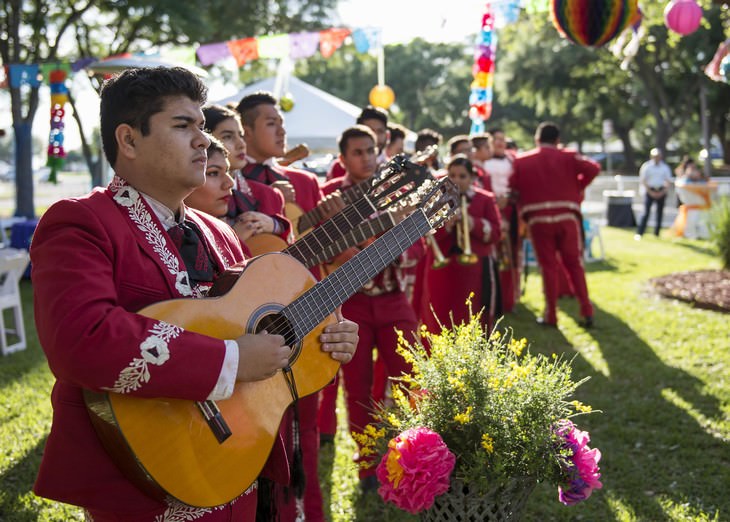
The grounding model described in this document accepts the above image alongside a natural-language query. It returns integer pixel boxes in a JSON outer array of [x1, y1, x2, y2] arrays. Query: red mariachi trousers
[[529, 216, 593, 323], [340, 291, 417, 477]]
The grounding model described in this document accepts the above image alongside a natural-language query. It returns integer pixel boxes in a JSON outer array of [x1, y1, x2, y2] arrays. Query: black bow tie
[[167, 221, 216, 283], [241, 163, 288, 185]]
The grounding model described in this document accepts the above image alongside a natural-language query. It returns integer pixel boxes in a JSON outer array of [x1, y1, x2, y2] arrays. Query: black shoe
[[579, 316, 594, 328], [536, 317, 558, 328]]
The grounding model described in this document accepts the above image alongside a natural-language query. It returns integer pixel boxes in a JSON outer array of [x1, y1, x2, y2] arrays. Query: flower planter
[[421, 477, 536, 522]]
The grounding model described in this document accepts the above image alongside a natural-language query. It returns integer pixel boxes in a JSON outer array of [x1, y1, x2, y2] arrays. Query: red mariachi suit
[[230, 172, 292, 243], [325, 157, 346, 182], [321, 177, 424, 475], [510, 145, 600, 324], [421, 187, 502, 333], [30, 180, 277, 520], [242, 159, 325, 522]]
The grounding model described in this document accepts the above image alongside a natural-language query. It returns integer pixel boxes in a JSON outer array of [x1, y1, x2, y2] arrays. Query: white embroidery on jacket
[[105, 322, 182, 393], [152, 484, 254, 521], [111, 178, 192, 297]]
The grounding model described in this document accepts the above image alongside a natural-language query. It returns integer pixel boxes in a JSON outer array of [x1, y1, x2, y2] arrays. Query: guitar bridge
[[196, 400, 232, 444]]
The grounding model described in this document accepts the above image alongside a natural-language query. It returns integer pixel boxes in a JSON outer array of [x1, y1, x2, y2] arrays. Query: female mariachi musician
[[201, 105, 292, 249], [419, 154, 502, 332]]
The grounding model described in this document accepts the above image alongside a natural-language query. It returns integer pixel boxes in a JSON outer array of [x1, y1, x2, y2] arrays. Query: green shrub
[[709, 195, 730, 269]]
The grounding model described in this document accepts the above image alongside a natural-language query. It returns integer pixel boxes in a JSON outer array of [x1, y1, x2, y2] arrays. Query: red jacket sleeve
[[31, 198, 225, 401]]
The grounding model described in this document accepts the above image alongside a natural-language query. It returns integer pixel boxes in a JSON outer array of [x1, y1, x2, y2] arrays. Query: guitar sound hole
[[255, 313, 297, 350]]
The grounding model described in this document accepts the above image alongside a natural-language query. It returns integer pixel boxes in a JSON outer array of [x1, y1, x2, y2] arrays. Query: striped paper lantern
[[551, 0, 639, 47]]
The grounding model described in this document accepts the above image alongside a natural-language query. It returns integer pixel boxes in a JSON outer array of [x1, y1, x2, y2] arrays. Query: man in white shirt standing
[[636, 148, 673, 239]]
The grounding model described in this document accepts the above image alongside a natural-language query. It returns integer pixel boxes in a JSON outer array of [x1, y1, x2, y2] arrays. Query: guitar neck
[[284, 209, 431, 340], [283, 194, 378, 268], [296, 179, 372, 233]]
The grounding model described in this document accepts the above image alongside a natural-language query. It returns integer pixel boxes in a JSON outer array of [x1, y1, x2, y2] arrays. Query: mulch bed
[[650, 269, 730, 313]]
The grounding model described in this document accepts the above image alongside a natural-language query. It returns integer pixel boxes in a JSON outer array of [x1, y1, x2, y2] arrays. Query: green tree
[[495, 2, 729, 170], [296, 38, 478, 140], [1, 0, 95, 217], [1, 0, 336, 217]]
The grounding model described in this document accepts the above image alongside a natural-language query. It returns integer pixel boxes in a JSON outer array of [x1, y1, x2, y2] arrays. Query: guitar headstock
[[408, 144, 438, 166], [414, 178, 459, 230], [368, 153, 433, 210]]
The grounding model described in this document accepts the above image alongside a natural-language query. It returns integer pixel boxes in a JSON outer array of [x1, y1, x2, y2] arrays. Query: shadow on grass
[[521, 301, 729, 521], [667, 238, 718, 258], [0, 435, 47, 521]]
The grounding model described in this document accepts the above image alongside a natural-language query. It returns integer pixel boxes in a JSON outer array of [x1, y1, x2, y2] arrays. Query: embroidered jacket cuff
[[208, 340, 239, 400]]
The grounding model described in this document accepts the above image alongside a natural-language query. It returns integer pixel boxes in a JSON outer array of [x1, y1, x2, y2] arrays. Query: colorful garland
[[46, 69, 68, 184], [469, 6, 497, 134]]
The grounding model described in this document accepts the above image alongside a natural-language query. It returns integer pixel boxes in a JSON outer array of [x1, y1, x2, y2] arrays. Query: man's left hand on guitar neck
[[319, 309, 358, 364]]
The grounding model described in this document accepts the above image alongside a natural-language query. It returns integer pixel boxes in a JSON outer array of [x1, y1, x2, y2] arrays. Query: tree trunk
[[12, 122, 35, 218], [67, 89, 103, 186], [614, 125, 636, 174]]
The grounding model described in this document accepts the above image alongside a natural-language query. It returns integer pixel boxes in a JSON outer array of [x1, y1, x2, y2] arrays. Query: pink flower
[[376, 427, 456, 514], [555, 420, 603, 506]]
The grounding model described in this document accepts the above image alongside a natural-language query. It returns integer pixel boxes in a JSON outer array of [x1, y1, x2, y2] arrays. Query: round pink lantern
[[664, 0, 702, 36]]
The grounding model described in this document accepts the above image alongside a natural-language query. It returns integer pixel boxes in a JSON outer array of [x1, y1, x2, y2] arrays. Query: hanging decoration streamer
[[469, 5, 497, 134], [46, 69, 68, 184], [551, 0, 639, 47], [704, 39, 730, 84], [196, 27, 383, 67]]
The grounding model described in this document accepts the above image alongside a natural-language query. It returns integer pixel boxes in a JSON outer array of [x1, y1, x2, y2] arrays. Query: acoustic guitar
[[287, 147, 436, 238], [245, 150, 432, 260], [83, 178, 458, 508]]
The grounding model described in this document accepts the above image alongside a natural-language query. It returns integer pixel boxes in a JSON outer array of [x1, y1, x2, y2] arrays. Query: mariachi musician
[[420, 154, 501, 333], [29, 67, 359, 522], [510, 121, 599, 328]]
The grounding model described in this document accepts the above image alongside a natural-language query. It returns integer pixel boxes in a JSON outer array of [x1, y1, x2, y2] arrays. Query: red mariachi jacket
[[510, 145, 600, 225], [232, 173, 292, 242], [30, 181, 270, 514], [432, 187, 502, 257]]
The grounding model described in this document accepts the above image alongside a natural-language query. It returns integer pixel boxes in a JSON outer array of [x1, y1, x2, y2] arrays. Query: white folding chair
[[0, 248, 30, 355]]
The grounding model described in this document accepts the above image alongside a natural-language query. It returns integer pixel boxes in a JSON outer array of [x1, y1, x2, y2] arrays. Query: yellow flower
[[454, 406, 473, 424], [509, 337, 527, 357], [465, 291, 475, 306], [387, 413, 401, 428], [571, 400, 593, 413], [481, 433, 494, 454], [447, 375, 466, 393], [490, 330, 501, 341]]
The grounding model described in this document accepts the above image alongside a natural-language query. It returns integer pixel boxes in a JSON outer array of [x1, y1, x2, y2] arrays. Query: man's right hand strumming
[[235, 332, 291, 381]]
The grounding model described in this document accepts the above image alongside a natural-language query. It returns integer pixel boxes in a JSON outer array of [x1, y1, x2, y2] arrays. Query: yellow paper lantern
[[369, 84, 395, 109]]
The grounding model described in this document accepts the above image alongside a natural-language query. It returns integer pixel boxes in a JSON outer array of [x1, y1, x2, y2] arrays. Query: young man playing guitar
[[322, 125, 424, 491], [29, 67, 358, 522], [235, 91, 343, 521]]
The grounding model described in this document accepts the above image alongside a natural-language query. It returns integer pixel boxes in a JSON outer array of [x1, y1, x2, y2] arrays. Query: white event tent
[[216, 76, 362, 152]]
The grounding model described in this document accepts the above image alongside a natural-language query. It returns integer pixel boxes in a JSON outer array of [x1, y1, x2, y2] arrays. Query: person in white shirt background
[[636, 148, 673, 239]]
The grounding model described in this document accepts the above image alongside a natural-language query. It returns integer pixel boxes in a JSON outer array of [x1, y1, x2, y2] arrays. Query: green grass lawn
[[1, 227, 728, 521]]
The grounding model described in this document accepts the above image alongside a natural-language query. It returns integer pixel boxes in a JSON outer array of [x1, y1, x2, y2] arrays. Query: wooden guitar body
[[284, 201, 311, 238], [244, 232, 289, 257], [84, 253, 338, 508]]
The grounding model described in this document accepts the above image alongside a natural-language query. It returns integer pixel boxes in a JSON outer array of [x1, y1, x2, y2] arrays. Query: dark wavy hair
[[100, 66, 207, 166], [202, 104, 241, 134]]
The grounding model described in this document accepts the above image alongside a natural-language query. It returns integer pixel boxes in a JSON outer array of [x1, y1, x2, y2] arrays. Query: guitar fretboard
[[283, 195, 378, 267], [284, 209, 431, 340], [296, 179, 373, 234]]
